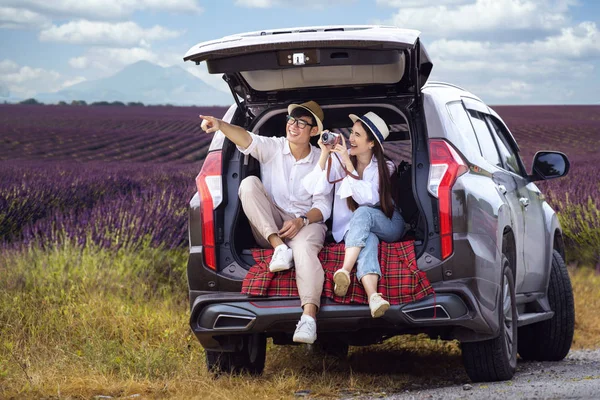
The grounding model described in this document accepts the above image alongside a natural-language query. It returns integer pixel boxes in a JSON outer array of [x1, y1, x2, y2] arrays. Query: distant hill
[[35, 61, 232, 106]]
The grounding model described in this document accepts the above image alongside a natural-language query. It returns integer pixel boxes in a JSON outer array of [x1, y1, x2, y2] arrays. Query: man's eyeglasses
[[286, 115, 314, 129]]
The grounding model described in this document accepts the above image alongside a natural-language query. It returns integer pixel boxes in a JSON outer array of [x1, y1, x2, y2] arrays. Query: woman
[[302, 112, 405, 318]]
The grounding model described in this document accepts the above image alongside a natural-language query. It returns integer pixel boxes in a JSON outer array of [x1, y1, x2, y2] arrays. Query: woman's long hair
[[345, 121, 394, 218]]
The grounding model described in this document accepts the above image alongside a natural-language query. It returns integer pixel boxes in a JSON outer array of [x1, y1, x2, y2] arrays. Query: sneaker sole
[[371, 302, 390, 318], [269, 264, 292, 273], [293, 334, 316, 344], [333, 270, 351, 297]]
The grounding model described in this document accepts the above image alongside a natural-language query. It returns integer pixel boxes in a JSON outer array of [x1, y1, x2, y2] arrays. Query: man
[[199, 101, 331, 344]]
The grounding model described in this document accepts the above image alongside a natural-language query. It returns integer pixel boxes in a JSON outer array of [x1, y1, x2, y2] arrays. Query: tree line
[[16, 98, 154, 107]]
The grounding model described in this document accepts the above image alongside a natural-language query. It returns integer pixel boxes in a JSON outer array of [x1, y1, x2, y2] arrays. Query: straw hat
[[288, 100, 324, 136], [349, 111, 390, 147]]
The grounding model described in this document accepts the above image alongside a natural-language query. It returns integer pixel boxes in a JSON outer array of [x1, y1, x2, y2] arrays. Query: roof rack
[[229, 25, 405, 38]]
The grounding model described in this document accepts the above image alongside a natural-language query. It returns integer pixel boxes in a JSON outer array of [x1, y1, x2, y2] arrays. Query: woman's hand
[[278, 218, 304, 239], [199, 115, 222, 134], [331, 134, 352, 168], [316, 131, 333, 170], [317, 131, 332, 154]]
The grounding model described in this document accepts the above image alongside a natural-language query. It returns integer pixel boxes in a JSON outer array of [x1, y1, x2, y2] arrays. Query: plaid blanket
[[241, 240, 433, 305]]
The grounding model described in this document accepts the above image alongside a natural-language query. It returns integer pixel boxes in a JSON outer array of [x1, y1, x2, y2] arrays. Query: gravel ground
[[379, 350, 600, 400]]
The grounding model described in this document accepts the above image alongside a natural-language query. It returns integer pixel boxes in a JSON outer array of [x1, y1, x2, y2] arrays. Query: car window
[[447, 101, 481, 155], [467, 110, 501, 167], [486, 115, 525, 176]]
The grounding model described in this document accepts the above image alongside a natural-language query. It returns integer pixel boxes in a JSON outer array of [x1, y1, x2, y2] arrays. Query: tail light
[[428, 140, 468, 259], [195, 151, 223, 270]]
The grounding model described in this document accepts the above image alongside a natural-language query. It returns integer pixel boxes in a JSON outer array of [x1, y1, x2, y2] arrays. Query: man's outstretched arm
[[199, 115, 252, 149]]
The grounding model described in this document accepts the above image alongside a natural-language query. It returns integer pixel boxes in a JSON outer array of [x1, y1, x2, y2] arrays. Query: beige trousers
[[238, 176, 327, 308]]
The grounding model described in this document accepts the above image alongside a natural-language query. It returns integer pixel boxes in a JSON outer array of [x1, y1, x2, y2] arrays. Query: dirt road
[[382, 350, 600, 400]]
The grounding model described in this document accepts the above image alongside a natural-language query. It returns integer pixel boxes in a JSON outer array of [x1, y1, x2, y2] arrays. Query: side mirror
[[529, 151, 570, 182]]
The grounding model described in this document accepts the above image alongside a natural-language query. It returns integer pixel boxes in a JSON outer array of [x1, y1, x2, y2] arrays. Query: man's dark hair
[[290, 107, 315, 126]]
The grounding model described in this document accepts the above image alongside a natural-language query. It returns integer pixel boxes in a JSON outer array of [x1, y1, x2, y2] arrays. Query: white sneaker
[[269, 244, 293, 272], [292, 315, 317, 344], [333, 269, 351, 297], [369, 293, 390, 318]]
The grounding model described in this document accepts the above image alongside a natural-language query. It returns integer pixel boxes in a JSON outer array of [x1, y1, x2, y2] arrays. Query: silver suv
[[183, 25, 574, 382]]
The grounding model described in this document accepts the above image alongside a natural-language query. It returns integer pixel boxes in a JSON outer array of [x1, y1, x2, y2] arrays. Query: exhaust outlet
[[403, 305, 450, 321], [213, 314, 256, 330]]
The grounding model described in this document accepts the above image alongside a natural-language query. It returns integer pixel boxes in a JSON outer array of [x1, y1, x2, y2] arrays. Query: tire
[[518, 250, 574, 361], [206, 333, 267, 375], [462, 256, 517, 382]]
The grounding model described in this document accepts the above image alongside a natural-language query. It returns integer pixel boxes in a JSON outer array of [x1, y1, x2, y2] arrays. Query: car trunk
[[186, 25, 434, 277]]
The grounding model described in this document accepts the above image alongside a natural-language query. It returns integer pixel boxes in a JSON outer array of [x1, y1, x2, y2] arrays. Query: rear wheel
[[206, 333, 267, 375], [462, 256, 517, 382], [518, 250, 574, 361]]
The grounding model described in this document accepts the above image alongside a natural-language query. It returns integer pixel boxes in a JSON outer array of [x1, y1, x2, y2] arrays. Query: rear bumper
[[190, 281, 500, 351]]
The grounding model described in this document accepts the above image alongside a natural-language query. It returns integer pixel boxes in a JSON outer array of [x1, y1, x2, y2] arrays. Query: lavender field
[[0, 104, 227, 252], [1, 103, 600, 398], [0, 104, 599, 265]]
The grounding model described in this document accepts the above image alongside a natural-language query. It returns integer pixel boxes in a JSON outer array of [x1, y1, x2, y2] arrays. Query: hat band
[[361, 115, 385, 143]]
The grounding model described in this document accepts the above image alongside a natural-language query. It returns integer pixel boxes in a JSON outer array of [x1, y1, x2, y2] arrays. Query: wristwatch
[[300, 215, 309, 227]]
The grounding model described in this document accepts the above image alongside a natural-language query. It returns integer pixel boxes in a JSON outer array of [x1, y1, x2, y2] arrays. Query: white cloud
[[425, 19, 600, 104], [388, 0, 575, 38], [235, 0, 353, 8], [62, 76, 87, 88], [235, 0, 276, 7], [377, 0, 470, 7], [72, 47, 164, 73], [39, 20, 182, 47], [0, 61, 85, 98], [520, 21, 600, 58], [429, 21, 600, 69], [68, 56, 89, 69], [1, 0, 202, 20], [469, 79, 534, 100], [0, 59, 20, 74], [0, 6, 51, 29]]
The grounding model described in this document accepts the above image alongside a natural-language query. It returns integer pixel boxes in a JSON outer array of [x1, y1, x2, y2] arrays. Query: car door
[[485, 114, 547, 293]]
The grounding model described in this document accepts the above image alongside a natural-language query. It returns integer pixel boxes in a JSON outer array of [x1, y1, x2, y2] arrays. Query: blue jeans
[[344, 206, 405, 281]]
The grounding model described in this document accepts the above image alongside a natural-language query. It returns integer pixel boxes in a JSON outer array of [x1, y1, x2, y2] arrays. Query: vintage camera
[[321, 131, 340, 146]]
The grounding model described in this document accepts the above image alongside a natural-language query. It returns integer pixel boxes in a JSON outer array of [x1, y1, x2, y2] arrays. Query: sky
[[0, 0, 599, 105]]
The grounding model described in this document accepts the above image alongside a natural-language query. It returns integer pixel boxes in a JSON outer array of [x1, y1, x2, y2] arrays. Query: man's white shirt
[[237, 132, 332, 221]]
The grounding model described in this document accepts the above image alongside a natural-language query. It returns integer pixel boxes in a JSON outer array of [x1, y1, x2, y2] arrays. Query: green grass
[[0, 244, 598, 399], [557, 196, 600, 268]]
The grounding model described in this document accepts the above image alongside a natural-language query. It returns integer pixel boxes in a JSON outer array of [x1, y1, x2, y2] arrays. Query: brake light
[[428, 140, 468, 259], [195, 151, 222, 270]]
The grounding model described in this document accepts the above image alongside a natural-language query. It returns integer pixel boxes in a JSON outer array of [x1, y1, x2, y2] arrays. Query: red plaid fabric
[[241, 240, 433, 305]]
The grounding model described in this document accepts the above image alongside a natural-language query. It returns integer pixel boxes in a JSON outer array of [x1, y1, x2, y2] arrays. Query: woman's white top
[[302, 150, 395, 242]]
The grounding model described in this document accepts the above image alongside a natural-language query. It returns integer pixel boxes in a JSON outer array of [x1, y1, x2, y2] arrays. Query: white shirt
[[303, 151, 395, 242], [237, 132, 332, 221]]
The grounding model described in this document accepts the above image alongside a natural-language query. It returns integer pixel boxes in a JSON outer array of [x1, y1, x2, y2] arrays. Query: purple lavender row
[[0, 160, 197, 246], [16, 184, 191, 250]]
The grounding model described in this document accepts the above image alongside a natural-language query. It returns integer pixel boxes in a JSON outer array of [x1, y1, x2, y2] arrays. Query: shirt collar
[[365, 155, 377, 170], [284, 139, 314, 163]]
